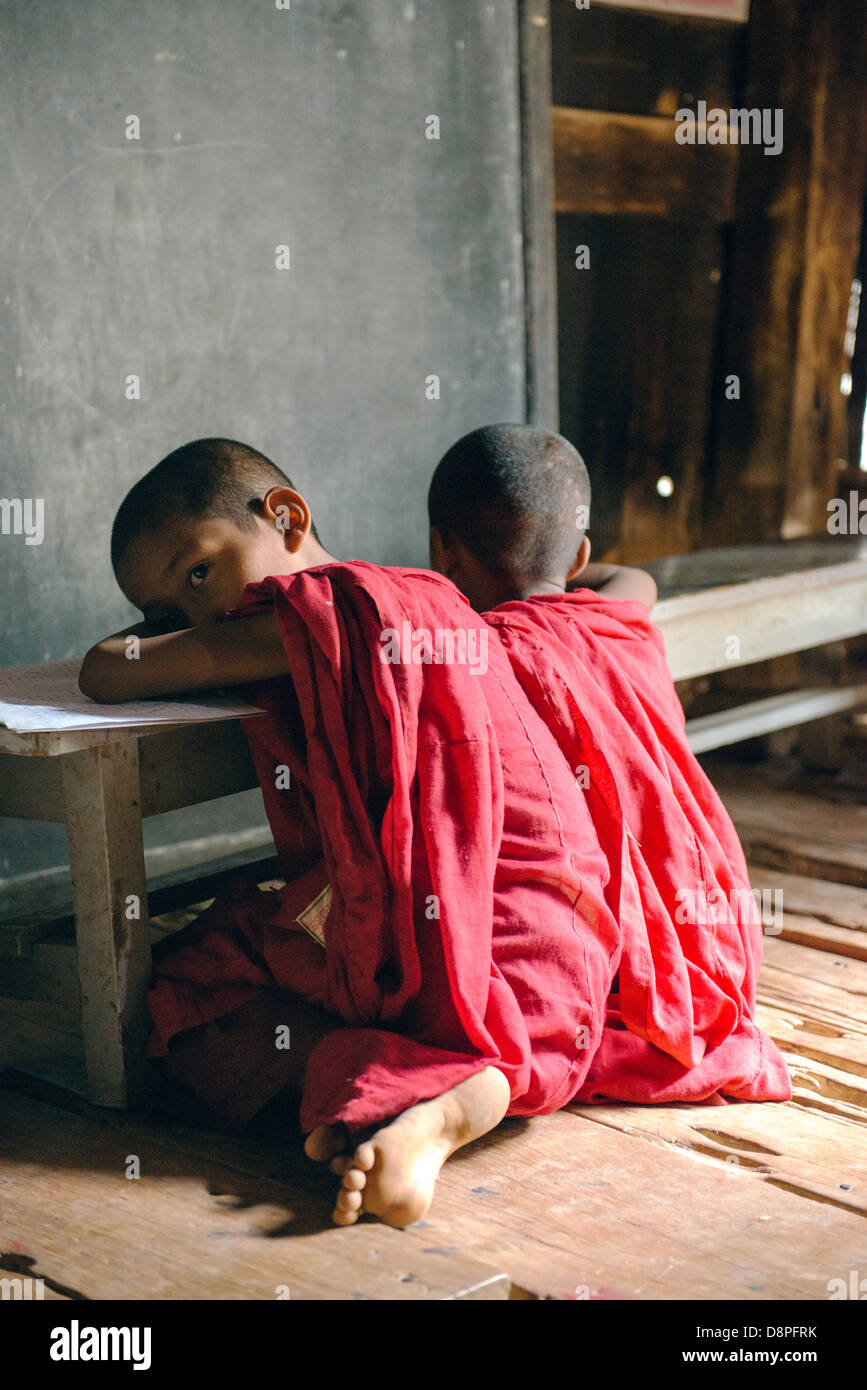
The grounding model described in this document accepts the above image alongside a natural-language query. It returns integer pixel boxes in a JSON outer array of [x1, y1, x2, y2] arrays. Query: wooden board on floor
[[756, 1001, 867, 1080], [783, 1051, 867, 1126], [425, 1108, 867, 1300], [762, 936, 867, 1000], [749, 865, 867, 935], [758, 961, 867, 1029], [716, 777, 867, 887], [569, 1098, 867, 1218], [0, 1090, 509, 1302]]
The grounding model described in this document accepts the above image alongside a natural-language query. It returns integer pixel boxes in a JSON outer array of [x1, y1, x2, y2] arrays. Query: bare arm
[[78, 611, 290, 703], [567, 562, 657, 609]]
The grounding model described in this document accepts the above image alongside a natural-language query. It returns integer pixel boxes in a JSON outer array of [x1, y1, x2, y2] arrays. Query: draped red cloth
[[147, 563, 622, 1132], [484, 590, 791, 1104]]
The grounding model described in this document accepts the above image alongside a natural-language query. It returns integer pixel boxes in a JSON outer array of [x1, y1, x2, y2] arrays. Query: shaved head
[[428, 423, 590, 585], [111, 437, 319, 572]]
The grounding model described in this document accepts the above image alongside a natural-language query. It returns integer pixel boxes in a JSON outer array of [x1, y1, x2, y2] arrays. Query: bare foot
[[323, 1066, 511, 1229]]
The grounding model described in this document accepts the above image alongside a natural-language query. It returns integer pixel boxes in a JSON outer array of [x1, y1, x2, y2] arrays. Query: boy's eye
[[188, 562, 209, 589]]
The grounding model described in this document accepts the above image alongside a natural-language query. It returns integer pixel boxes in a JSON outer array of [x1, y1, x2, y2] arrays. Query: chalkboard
[[0, 0, 529, 891]]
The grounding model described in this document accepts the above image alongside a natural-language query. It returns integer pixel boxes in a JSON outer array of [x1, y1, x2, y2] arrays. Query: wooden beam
[[685, 683, 867, 753], [551, 1, 745, 119], [652, 556, 867, 680], [707, 0, 867, 543], [519, 0, 559, 426], [553, 106, 738, 222]]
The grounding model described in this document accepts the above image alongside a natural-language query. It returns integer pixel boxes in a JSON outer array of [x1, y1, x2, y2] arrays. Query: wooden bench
[[2, 536, 867, 1108]]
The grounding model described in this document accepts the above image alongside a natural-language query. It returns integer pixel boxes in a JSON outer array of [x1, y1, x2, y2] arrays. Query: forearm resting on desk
[[569, 563, 657, 607], [78, 612, 290, 702]]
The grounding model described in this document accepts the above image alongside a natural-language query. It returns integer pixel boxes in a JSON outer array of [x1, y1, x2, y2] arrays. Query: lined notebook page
[[0, 659, 264, 733]]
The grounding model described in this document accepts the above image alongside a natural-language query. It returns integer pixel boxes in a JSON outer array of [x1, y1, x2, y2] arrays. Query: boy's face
[[116, 489, 311, 631]]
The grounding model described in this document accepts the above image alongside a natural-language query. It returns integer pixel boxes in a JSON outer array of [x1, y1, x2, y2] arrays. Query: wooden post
[[61, 741, 152, 1107], [519, 0, 559, 428], [707, 0, 867, 544]]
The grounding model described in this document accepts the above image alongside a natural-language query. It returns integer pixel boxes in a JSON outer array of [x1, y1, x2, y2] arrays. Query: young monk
[[80, 437, 624, 1228], [428, 423, 791, 1106]]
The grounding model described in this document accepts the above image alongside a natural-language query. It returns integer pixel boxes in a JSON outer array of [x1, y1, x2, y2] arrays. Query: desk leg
[[61, 741, 151, 1108]]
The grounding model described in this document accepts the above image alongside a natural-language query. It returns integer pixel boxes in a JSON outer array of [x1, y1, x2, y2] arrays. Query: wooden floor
[[2, 756, 867, 1301]]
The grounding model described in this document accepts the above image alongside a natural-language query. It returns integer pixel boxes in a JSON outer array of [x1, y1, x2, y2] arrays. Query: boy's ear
[[262, 486, 311, 553], [566, 534, 591, 584]]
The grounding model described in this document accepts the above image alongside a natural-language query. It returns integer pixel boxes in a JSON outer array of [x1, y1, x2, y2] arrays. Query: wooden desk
[[649, 536, 867, 753], [0, 720, 262, 1108], [649, 535, 867, 679], [2, 537, 867, 1108]]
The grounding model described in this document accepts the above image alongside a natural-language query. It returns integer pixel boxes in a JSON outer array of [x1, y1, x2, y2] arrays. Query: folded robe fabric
[[484, 590, 791, 1104], [147, 562, 622, 1132]]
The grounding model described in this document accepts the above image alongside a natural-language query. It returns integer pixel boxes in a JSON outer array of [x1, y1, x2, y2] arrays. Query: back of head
[[111, 437, 317, 572], [428, 423, 590, 588]]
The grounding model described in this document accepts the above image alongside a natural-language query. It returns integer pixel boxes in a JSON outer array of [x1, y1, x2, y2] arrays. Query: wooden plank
[[574, 1098, 867, 1217], [784, 1050, 867, 1118], [776, 917, 867, 963], [550, 1, 743, 118], [553, 106, 738, 221], [0, 1090, 509, 1301], [594, 0, 749, 18], [686, 684, 867, 753], [762, 936, 867, 1000], [652, 558, 867, 681], [428, 1107, 867, 1299], [647, 535, 867, 599], [138, 721, 258, 816], [0, 720, 191, 757], [0, 719, 258, 818], [707, 0, 867, 542], [758, 963, 867, 1029], [717, 777, 867, 887], [748, 866, 867, 934], [519, 0, 559, 427], [756, 1001, 867, 1080], [61, 743, 152, 1108]]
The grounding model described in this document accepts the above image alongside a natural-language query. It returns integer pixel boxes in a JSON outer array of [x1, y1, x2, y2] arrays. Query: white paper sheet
[[0, 659, 264, 734]]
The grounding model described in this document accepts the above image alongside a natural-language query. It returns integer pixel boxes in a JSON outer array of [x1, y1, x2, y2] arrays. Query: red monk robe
[[147, 562, 622, 1133], [484, 590, 791, 1105]]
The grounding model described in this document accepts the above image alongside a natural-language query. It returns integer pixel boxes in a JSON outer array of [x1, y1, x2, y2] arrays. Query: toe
[[342, 1168, 366, 1191], [305, 1123, 348, 1163], [352, 1141, 376, 1173], [336, 1187, 363, 1213], [333, 1204, 359, 1227], [329, 1155, 354, 1176]]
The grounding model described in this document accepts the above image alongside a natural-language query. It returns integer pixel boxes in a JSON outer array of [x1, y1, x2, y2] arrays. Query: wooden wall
[[551, 0, 867, 561]]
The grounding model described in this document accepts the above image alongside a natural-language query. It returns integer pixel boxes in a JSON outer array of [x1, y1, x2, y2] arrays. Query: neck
[[515, 575, 567, 600], [302, 537, 339, 569]]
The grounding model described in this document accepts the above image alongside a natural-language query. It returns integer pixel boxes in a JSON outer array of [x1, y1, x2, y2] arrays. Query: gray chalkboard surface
[[0, 0, 528, 893]]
